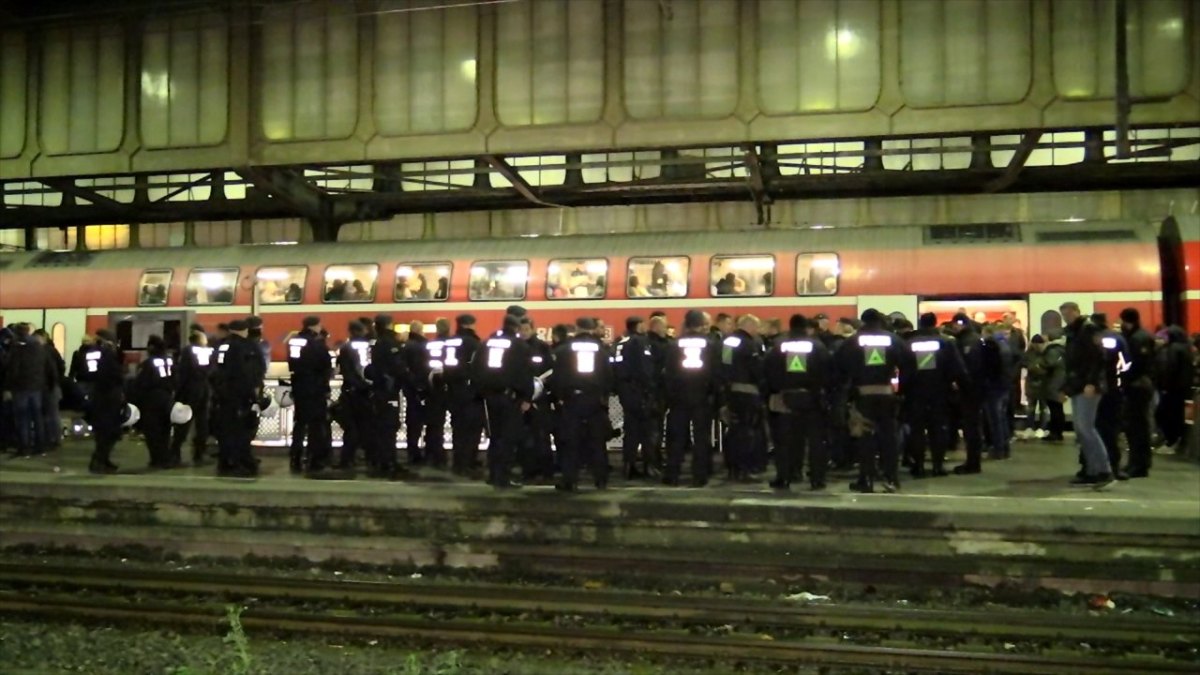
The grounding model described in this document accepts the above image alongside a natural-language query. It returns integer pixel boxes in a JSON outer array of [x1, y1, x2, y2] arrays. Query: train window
[[395, 263, 451, 301], [547, 258, 607, 299], [255, 266, 307, 305], [627, 256, 688, 298], [795, 253, 840, 295], [710, 255, 774, 297], [184, 268, 237, 305], [138, 269, 173, 306], [323, 264, 377, 303], [469, 261, 528, 301]]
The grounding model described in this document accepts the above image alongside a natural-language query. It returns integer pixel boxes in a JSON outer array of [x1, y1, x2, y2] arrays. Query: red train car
[[1, 222, 1194, 366]]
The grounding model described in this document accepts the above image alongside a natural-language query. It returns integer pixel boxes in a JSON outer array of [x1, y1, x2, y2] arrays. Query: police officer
[[287, 316, 333, 475], [136, 335, 177, 469], [335, 320, 373, 471], [444, 314, 483, 476], [948, 313, 986, 475], [644, 313, 671, 475], [171, 329, 214, 466], [1118, 308, 1155, 477], [905, 313, 966, 478], [402, 320, 430, 465], [663, 310, 718, 487], [368, 315, 406, 478], [473, 314, 534, 489], [85, 329, 125, 474], [1092, 313, 1130, 478], [720, 315, 766, 481], [764, 315, 832, 490], [212, 320, 263, 477], [550, 317, 612, 491], [519, 316, 555, 481], [421, 318, 453, 469], [837, 309, 913, 493], [614, 316, 655, 479]]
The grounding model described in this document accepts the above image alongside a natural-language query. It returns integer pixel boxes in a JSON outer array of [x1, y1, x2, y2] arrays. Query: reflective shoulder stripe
[[1101, 336, 1118, 349], [858, 335, 892, 347], [445, 338, 462, 347], [571, 341, 600, 352], [780, 340, 813, 354], [532, 355, 544, 364], [723, 336, 742, 348], [911, 340, 940, 353], [288, 338, 308, 347], [678, 337, 708, 349], [486, 338, 511, 349]]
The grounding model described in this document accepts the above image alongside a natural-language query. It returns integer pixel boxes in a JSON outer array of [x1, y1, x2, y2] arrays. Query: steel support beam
[[482, 154, 561, 208], [984, 132, 1042, 192], [743, 144, 771, 225]]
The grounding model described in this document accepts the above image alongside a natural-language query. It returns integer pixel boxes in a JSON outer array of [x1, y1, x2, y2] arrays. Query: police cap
[[302, 315, 321, 329], [228, 319, 249, 332], [576, 317, 598, 331], [919, 312, 938, 329]]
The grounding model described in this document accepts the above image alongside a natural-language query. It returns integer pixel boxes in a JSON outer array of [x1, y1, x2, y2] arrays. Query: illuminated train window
[[469, 261, 528, 301], [796, 253, 840, 295], [711, 255, 774, 297], [547, 258, 607, 300], [323, 265, 378, 303], [256, 266, 307, 305], [184, 268, 237, 305], [396, 263, 451, 301], [627, 256, 688, 298], [138, 269, 173, 306]]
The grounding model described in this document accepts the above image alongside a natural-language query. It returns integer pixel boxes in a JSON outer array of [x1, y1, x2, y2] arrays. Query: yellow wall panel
[[0, 31, 27, 158]]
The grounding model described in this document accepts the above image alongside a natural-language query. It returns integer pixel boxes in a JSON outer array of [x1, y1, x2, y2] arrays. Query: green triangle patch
[[866, 348, 886, 366], [787, 354, 807, 372]]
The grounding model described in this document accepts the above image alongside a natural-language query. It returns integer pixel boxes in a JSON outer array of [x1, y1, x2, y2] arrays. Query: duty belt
[[729, 382, 760, 395], [858, 384, 893, 396]]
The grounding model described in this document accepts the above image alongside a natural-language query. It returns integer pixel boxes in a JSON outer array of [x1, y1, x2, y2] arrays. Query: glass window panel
[[185, 268, 238, 305], [627, 256, 688, 298], [1, 30, 27, 159], [138, 270, 173, 306], [256, 266, 307, 305], [395, 262, 452, 301], [795, 254, 840, 296], [547, 258, 607, 299], [323, 264, 378, 303], [469, 261, 528, 301], [710, 255, 775, 297]]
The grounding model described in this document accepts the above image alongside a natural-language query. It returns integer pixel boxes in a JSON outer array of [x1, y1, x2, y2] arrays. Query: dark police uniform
[[550, 332, 612, 490], [288, 327, 333, 473], [904, 328, 965, 477], [472, 328, 534, 488], [212, 333, 264, 475], [335, 335, 373, 469], [520, 334, 555, 480], [720, 329, 765, 480], [135, 346, 176, 468], [645, 331, 670, 472], [402, 332, 430, 464], [422, 334, 450, 469], [171, 342, 214, 465], [764, 332, 832, 489], [368, 327, 406, 476], [1095, 325, 1131, 473], [952, 323, 987, 474], [837, 322, 913, 492], [663, 331, 718, 486], [614, 331, 655, 477], [85, 339, 126, 473], [1120, 320, 1156, 476], [443, 327, 482, 474]]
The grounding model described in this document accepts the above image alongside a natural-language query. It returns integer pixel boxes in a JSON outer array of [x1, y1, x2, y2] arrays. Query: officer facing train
[[519, 316, 555, 481], [550, 317, 613, 492], [614, 316, 655, 480], [837, 309, 914, 494], [287, 316, 333, 475], [136, 335, 176, 469], [212, 320, 264, 477], [472, 314, 534, 489], [764, 315, 832, 490], [335, 320, 373, 471], [85, 329, 126, 474], [368, 315, 406, 478], [421, 318, 453, 469], [444, 314, 483, 476], [903, 313, 966, 478], [172, 329, 214, 467], [720, 315, 766, 482], [663, 310, 718, 487]]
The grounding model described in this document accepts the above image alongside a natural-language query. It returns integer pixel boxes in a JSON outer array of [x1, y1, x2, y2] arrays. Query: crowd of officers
[[3, 301, 1195, 492]]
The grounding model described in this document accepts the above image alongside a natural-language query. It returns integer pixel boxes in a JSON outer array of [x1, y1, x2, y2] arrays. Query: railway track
[[1, 562, 1196, 673]]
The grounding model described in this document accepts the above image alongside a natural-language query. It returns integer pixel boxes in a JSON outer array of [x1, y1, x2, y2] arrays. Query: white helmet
[[170, 402, 194, 425], [276, 387, 294, 409], [121, 403, 141, 428]]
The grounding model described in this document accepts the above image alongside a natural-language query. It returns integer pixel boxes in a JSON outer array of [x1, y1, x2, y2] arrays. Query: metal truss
[[2, 125, 1197, 240]]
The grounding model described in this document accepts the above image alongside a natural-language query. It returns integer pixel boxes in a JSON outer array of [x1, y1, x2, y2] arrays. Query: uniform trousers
[[449, 389, 484, 473], [776, 400, 827, 486], [907, 395, 950, 471], [483, 393, 521, 484], [855, 394, 899, 486], [666, 398, 713, 484], [557, 395, 610, 486]]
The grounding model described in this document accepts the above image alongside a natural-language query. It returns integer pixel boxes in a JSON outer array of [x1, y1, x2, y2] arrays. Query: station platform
[[2, 440, 1198, 599]]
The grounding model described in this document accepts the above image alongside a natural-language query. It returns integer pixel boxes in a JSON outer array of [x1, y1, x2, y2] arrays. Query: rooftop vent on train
[[29, 251, 96, 268], [1035, 229, 1138, 243], [924, 223, 1019, 245]]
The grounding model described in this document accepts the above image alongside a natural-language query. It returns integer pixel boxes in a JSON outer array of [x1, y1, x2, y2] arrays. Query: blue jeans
[[1071, 393, 1110, 476], [12, 390, 45, 454], [983, 390, 1010, 457]]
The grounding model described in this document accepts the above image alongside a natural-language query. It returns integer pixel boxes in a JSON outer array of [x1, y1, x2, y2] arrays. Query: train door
[[106, 310, 191, 355], [857, 295, 918, 322], [44, 308, 87, 356], [917, 298, 1030, 334]]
